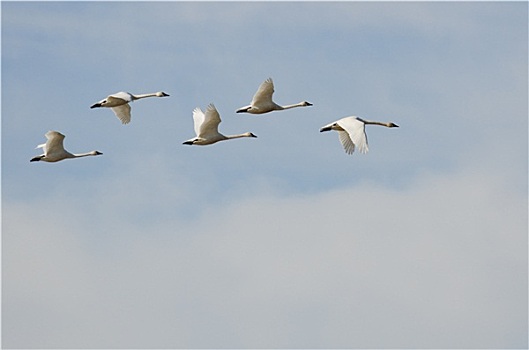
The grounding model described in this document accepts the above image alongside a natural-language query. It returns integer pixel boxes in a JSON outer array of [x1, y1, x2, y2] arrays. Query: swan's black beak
[[250, 133, 258, 138], [305, 101, 313, 106], [319, 126, 332, 132], [183, 140, 194, 145], [162, 92, 170, 97], [90, 103, 101, 109]]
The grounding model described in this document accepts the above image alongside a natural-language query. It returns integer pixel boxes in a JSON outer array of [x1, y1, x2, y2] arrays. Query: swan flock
[[31, 78, 399, 163]]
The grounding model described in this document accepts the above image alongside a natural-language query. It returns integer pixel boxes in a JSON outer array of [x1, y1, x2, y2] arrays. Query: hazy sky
[[2, 1, 527, 349]]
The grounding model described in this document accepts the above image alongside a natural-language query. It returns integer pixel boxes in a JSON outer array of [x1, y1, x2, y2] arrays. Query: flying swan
[[236, 78, 312, 114], [320, 116, 399, 155], [30, 131, 102, 162], [90, 91, 169, 124], [183, 103, 257, 146]]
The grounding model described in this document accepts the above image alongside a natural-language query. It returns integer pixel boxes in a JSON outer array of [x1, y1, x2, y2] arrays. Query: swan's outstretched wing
[[91, 92, 131, 108], [251, 78, 274, 105], [338, 117, 369, 154], [44, 131, 66, 155], [337, 130, 356, 155], [111, 104, 132, 124], [192, 107, 205, 136], [198, 104, 222, 138], [108, 92, 133, 104]]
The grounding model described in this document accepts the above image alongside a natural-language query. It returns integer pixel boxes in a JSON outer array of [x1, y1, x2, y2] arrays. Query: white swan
[[30, 131, 102, 162], [320, 116, 399, 155], [183, 104, 257, 146], [90, 91, 169, 124], [236, 78, 312, 114]]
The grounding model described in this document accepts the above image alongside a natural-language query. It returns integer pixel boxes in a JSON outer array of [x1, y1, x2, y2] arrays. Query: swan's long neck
[[131, 92, 165, 100], [131, 93, 159, 100], [71, 151, 101, 158], [364, 121, 389, 126], [278, 101, 312, 110], [280, 103, 304, 110], [358, 118, 398, 128], [225, 133, 254, 140]]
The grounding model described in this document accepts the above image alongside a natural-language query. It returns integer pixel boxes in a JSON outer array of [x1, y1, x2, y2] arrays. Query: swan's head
[[388, 122, 399, 128], [157, 92, 170, 97], [91, 151, 103, 156], [246, 132, 258, 138], [301, 101, 313, 106]]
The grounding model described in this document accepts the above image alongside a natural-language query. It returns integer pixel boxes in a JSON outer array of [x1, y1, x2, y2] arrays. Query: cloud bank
[[3, 164, 526, 348]]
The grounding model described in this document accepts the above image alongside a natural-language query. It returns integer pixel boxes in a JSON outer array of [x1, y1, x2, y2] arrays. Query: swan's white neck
[[280, 102, 303, 110], [357, 118, 395, 128], [224, 133, 247, 140], [363, 120, 385, 126], [71, 151, 101, 158], [279, 101, 312, 110], [131, 93, 159, 100]]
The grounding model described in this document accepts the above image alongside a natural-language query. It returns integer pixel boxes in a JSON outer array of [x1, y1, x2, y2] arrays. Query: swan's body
[[236, 78, 312, 114], [90, 91, 169, 124], [30, 131, 102, 162], [183, 104, 257, 146], [320, 116, 399, 155]]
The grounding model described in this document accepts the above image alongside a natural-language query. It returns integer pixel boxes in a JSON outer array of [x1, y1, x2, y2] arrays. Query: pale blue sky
[[2, 1, 528, 348]]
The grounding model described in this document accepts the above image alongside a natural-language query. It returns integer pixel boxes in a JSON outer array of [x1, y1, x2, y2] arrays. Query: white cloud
[[3, 165, 526, 348]]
